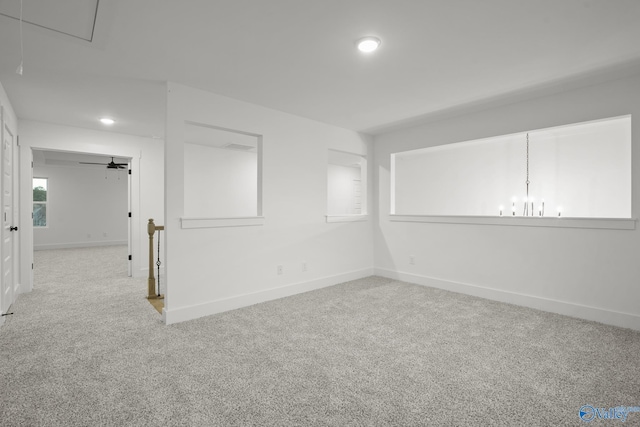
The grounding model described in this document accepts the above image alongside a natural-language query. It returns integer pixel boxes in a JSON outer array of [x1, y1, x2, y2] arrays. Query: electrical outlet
[[302, 262, 307, 272], [409, 255, 415, 265], [277, 265, 283, 275]]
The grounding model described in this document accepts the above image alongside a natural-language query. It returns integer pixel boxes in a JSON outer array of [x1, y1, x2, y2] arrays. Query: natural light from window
[[33, 177, 48, 227]]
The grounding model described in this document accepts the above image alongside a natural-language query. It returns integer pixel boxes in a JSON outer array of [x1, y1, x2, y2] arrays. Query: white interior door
[[1, 106, 16, 314]]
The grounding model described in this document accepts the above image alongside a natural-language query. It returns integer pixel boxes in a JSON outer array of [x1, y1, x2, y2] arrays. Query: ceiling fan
[[79, 157, 128, 169]]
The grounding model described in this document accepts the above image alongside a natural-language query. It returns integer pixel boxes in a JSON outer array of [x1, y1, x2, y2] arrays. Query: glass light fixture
[[356, 36, 381, 53]]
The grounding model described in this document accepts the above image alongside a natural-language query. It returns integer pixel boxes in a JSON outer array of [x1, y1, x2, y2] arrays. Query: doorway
[[31, 150, 132, 280]]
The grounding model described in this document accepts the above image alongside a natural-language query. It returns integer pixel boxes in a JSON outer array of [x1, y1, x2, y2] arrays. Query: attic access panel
[[0, 0, 99, 41]]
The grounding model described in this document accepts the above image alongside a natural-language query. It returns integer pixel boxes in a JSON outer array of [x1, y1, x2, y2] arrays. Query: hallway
[[0, 246, 163, 425]]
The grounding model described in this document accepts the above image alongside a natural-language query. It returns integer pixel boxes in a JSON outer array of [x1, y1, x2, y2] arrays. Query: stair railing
[[147, 218, 165, 301]]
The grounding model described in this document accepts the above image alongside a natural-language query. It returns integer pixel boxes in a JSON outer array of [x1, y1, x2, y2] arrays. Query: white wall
[[183, 143, 257, 217], [19, 121, 164, 288], [165, 82, 373, 324], [32, 164, 128, 250], [374, 72, 640, 330]]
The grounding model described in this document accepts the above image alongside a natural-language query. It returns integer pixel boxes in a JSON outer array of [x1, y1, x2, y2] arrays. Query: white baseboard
[[163, 267, 375, 325], [375, 268, 640, 331], [34, 240, 127, 251]]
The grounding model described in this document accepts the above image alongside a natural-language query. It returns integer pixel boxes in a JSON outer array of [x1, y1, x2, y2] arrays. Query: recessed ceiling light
[[100, 117, 115, 125], [356, 36, 381, 53]]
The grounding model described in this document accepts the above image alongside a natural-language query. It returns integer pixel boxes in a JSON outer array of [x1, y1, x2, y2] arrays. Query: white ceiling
[[1, 0, 640, 139]]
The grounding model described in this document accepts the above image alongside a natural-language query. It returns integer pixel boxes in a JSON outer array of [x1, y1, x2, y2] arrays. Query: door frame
[[29, 149, 133, 271], [20, 146, 140, 293], [0, 105, 18, 320]]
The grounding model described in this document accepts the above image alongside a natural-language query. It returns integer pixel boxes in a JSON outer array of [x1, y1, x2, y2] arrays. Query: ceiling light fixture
[[356, 36, 381, 53], [100, 118, 115, 125]]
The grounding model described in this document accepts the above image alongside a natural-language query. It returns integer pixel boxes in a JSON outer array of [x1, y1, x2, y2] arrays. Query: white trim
[[163, 267, 374, 325], [389, 214, 636, 230], [180, 216, 265, 229], [34, 240, 128, 251], [326, 214, 369, 223], [375, 268, 640, 331]]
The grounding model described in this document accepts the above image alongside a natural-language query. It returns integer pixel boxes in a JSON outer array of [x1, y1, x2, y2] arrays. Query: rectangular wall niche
[[391, 115, 631, 218], [327, 150, 367, 216], [183, 122, 261, 219]]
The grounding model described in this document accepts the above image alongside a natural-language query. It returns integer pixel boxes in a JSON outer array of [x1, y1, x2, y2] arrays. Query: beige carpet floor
[[1, 245, 639, 426]]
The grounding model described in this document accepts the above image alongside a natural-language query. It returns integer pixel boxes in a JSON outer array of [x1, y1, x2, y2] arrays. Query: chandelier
[[499, 133, 560, 217]]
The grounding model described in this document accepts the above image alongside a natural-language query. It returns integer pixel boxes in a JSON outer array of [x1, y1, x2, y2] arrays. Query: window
[[33, 177, 48, 227], [391, 116, 631, 219]]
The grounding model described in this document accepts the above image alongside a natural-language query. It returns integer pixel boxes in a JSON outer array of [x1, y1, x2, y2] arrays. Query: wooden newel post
[[147, 219, 156, 298], [147, 218, 164, 300]]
